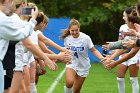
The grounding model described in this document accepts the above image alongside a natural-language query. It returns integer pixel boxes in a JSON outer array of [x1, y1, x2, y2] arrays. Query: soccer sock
[[117, 77, 125, 93], [30, 83, 37, 93], [130, 77, 139, 93], [64, 86, 73, 93]]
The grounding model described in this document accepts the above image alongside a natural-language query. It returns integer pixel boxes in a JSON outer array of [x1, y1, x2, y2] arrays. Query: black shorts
[[4, 75, 12, 89], [4, 69, 13, 89]]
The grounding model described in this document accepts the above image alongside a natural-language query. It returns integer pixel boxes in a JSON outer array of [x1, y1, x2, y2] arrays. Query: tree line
[[28, 0, 138, 44]]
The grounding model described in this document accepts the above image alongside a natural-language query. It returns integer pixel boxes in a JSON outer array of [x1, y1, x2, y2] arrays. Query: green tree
[[28, 0, 138, 44]]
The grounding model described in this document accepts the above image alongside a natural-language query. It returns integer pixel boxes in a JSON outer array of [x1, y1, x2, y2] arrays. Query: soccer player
[[60, 18, 104, 93]]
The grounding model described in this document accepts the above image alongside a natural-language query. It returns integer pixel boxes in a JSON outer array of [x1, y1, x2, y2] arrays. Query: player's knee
[[66, 82, 73, 88], [66, 79, 74, 88]]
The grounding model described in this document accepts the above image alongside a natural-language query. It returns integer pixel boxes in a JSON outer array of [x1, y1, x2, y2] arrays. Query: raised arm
[[0, 9, 38, 40], [90, 47, 104, 60], [105, 47, 139, 69], [38, 40, 55, 54], [38, 33, 67, 52], [22, 37, 57, 70]]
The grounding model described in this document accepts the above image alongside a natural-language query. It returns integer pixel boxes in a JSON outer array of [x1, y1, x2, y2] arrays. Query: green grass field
[[37, 63, 140, 93]]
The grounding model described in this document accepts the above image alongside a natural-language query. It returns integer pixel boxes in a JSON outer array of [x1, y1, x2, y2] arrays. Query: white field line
[[46, 68, 66, 93]]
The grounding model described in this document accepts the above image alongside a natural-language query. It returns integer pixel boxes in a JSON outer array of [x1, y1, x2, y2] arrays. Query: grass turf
[[37, 63, 140, 93]]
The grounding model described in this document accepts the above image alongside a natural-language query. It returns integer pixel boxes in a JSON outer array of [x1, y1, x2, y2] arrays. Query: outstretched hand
[[102, 42, 113, 50], [101, 56, 117, 69], [102, 44, 109, 50], [43, 56, 58, 71], [104, 60, 117, 69], [57, 51, 72, 64]]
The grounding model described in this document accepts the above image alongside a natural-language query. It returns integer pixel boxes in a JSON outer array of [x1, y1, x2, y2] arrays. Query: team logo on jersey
[[69, 46, 84, 51], [66, 42, 85, 51]]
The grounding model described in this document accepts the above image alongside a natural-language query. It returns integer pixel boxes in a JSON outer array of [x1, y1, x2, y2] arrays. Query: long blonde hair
[[60, 18, 80, 39]]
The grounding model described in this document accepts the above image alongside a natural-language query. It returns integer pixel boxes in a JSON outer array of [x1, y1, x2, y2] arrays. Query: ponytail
[[60, 29, 70, 39]]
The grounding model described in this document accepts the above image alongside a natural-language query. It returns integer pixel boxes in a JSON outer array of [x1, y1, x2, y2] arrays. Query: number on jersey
[[74, 52, 78, 58]]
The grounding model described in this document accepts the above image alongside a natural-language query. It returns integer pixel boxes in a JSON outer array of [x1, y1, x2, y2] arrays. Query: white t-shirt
[[64, 32, 94, 71], [0, 12, 36, 61]]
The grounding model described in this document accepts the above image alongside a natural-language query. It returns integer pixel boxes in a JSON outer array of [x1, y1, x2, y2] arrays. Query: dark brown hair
[[36, 12, 44, 25]]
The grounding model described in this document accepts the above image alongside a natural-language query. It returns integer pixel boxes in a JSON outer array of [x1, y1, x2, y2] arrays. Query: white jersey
[[24, 30, 41, 66], [29, 30, 40, 45], [119, 24, 129, 39], [64, 32, 94, 71], [119, 24, 139, 64], [119, 24, 129, 33]]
